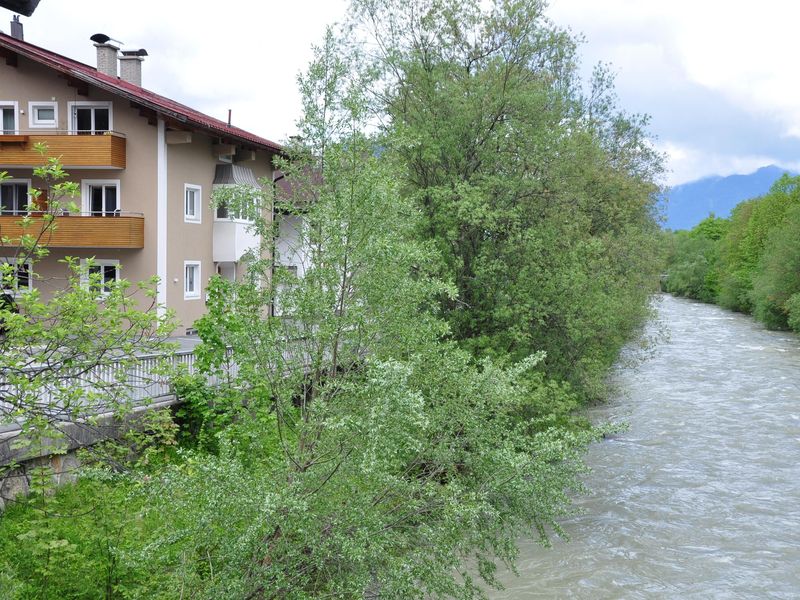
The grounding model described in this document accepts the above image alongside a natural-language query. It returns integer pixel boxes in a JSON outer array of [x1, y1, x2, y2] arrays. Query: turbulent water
[[489, 294, 800, 599]]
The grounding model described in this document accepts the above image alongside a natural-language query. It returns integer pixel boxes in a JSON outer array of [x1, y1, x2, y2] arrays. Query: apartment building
[[0, 23, 282, 332]]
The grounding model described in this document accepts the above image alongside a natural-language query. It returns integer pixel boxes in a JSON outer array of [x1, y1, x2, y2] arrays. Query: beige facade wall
[[166, 135, 275, 331], [165, 133, 216, 330], [1, 52, 279, 333], [1, 54, 157, 308]]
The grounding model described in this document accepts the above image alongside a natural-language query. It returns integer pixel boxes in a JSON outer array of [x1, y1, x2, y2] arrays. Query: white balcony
[[212, 219, 259, 263]]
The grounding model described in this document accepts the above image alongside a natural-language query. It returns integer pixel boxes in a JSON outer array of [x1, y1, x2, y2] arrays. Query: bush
[[718, 176, 800, 313], [662, 216, 728, 303], [786, 293, 800, 332], [0, 475, 149, 599], [751, 205, 800, 329]]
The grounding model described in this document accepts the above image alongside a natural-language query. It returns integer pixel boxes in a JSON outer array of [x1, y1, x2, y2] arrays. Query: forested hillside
[[663, 174, 800, 332]]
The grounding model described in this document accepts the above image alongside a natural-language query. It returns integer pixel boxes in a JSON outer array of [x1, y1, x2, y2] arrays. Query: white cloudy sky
[[3, 0, 799, 185]]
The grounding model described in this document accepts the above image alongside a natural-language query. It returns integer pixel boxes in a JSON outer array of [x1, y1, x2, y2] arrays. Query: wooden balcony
[[0, 213, 144, 249], [0, 132, 126, 169]]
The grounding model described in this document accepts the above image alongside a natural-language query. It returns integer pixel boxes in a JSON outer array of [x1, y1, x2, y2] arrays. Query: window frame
[[0, 101, 19, 134], [67, 100, 113, 134], [0, 179, 32, 216], [184, 261, 201, 300], [0, 258, 32, 297], [213, 184, 257, 224], [81, 179, 121, 216], [184, 184, 202, 224], [80, 258, 120, 297], [28, 101, 58, 129]]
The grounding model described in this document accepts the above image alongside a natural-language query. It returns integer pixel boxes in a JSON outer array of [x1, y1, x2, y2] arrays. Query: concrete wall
[[276, 214, 310, 277]]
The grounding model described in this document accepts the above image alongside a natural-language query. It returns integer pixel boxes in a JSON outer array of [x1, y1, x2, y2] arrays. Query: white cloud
[[1, 0, 350, 142], [547, 0, 800, 183], [658, 140, 800, 186]]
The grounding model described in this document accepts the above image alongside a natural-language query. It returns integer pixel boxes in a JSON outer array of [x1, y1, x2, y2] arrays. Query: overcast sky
[[2, 0, 798, 186]]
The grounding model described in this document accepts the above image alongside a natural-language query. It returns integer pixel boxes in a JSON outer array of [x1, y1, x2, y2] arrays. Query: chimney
[[90, 33, 119, 78], [119, 49, 147, 86], [10, 15, 23, 41]]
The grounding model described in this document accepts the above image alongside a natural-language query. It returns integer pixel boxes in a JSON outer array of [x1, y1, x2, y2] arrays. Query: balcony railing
[[0, 211, 144, 249], [0, 130, 126, 169]]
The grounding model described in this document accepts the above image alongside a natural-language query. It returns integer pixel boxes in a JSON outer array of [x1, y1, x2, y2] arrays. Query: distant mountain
[[661, 165, 797, 231]]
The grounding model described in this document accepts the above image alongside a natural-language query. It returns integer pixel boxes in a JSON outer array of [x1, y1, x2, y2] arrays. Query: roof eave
[[0, 35, 284, 155]]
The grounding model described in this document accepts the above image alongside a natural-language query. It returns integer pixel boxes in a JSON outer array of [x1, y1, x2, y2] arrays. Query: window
[[184, 184, 201, 223], [28, 101, 58, 129], [0, 102, 18, 134], [82, 180, 120, 216], [0, 259, 31, 296], [214, 185, 258, 222], [68, 101, 112, 135], [0, 181, 30, 215], [81, 259, 119, 296], [184, 261, 201, 299]]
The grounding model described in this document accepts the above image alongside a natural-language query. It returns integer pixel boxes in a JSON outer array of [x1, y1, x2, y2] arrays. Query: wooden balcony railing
[[0, 212, 144, 248], [0, 131, 126, 169]]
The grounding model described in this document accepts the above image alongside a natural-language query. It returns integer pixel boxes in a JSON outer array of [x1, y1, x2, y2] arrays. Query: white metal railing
[[0, 346, 239, 431]]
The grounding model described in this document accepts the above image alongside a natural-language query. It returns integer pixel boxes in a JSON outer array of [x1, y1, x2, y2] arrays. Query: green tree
[[0, 154, 173, 464], [348, 0, 664, 395], [662, 215, 728, 303], [130, 29, 602, 599], [0, 151, 175, 596], [751, 204, 800, 329], [718, 174, 800, 313]]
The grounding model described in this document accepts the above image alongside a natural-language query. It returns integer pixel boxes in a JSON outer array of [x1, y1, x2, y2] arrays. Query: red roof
[[0, 32, 283, 153]]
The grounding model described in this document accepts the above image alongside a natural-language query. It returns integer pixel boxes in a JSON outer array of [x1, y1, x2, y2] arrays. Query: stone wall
[[0, 396, 178, 510], [0, 449, 81, 511]]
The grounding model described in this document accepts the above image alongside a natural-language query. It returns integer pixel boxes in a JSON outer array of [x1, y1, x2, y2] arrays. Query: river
[[488, 294, 800, 599]]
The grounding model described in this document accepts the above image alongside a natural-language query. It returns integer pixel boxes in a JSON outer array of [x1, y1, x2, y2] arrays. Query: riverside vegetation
[[0, 1, 665, 598], [662, 173, 800, 332]]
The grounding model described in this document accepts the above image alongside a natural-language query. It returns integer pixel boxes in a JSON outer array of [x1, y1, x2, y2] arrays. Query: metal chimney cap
[[0, 0, 41, 17], [121, 48, 148, 57], [90, 33, 124, 46]]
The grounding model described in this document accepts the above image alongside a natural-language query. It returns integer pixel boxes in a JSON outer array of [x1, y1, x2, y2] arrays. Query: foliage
[[0, 150, 174, 474], [118, 26, 609, 598], [785, 293, 800, 332], [717, 175, 800, 312], [0, 474, 149, 599], [0, 150, 174, 596], [1, 6, 664, 598], [661, 215, 728, 303], [751, 204, 800, 329], [348, 0, 665, 396], [663, 175, 800, 333], [137, 354, 601, 599]]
